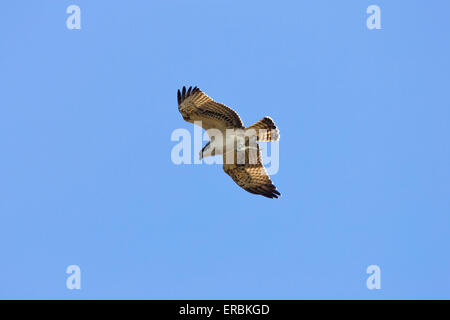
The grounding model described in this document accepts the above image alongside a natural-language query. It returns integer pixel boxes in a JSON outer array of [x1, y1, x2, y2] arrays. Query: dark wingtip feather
[[267, 188, 281, 199], [262, 192, 278, 199], [271, 192, 280, 199], [178, 86, 201, 105]]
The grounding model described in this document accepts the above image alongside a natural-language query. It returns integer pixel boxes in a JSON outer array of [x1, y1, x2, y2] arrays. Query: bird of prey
[[177, 86, 281, 199]]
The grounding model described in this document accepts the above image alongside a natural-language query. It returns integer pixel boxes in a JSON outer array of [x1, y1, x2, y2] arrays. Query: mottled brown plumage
[[177, 86, 281, 199], [223, 144, 281, 199], [178, 86, 243, 130]]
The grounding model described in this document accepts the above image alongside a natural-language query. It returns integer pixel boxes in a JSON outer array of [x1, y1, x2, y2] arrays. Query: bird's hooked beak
[[199, 141, 210, 160]]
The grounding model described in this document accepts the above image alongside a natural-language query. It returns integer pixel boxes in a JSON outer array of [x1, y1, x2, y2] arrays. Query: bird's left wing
[[223, 144, 281, 199], [177, 86, 244, 131]]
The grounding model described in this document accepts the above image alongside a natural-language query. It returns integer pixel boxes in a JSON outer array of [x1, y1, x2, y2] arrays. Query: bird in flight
[[177, 86, 281, 199]]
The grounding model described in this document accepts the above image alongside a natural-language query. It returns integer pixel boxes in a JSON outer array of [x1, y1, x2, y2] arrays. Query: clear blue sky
[[1, 0, 449, 299]]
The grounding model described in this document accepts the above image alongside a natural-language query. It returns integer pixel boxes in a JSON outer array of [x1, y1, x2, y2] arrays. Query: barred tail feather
[[246, 117, 280, 142]]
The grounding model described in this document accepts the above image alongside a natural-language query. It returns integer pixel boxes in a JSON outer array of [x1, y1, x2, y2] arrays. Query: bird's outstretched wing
[[223, 144, 281, 199], [177, 86, 244, 131]]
